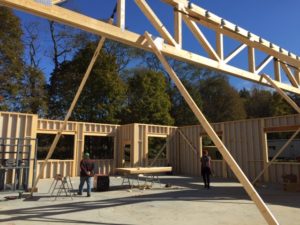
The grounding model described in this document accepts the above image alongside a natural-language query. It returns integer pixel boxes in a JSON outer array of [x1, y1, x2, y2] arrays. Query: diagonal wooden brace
[[31, 21, 112, 195], [145, 32, 279, 225], [261, 74, 300, 113]]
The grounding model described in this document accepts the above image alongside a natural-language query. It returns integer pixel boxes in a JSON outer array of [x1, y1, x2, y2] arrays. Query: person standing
[[201, 150, 212, 189], [78, 152, 95, 197]]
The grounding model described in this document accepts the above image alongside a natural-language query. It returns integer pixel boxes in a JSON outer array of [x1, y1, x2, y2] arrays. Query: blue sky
[[14, 0, 300, 89]]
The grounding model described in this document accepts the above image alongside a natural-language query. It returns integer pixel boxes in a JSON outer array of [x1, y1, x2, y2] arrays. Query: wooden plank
[[224, 43, 247, 64], [295, 68, 300, 84], [248, 47, 256, 73], [31, 30, 109, 193], [182, 14, 220, 60], [274, 59, 281, 82], [135, 0, 177, 46], [174, 5, 182, 47], [216, 32, 224, 60], [264, 125, 300, 132], [145, 32, 279, 225], [262, 74, 300, 113], [115, 166, 172, 175], [117, 0, 125, 29], [1, 0, 299, 94], [260, 119, 269, 182], [281, 63, 299, 87], [256, 55, 274, 74]]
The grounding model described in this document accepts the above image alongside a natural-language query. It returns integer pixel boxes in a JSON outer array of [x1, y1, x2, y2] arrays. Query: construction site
[[0, 0, 300, 225]]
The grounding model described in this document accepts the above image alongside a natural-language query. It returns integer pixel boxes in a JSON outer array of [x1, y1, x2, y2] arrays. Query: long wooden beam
[[135, 0, 177, 46], [262, 74, 300, 113], [31, 27, 109, 194], [1, 0, 300, 95], [145, 32, 279, 225], [182, 14, 220, 60], [253, 128, 300, 184]]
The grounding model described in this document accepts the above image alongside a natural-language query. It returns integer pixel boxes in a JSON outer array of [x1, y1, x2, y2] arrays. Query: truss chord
[[145, 31, 279, 225]]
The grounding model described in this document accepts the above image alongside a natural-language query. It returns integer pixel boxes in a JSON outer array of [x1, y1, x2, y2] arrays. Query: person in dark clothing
[[78, 152, 95, 197], [201, 150, 212, 189]]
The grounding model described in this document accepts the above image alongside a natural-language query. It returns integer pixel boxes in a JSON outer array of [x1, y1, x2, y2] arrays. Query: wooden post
[[273, 59, 281, 82], [248, 47, 256, 73], [174, 3, 182, 47], [216, 32, 224, 61], [31, 26, 110, 194], [145, 32, 279, 225], [253, 128, 300, 184], [117, 0, 125, 29]]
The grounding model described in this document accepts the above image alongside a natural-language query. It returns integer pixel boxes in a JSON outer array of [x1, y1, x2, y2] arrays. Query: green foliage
[[240, 88, 295, 118], [19, 66, 48, 115], [199, 74, 246, 122], [122, 68, 174, 125], [48, 41, 126, 123], [0, 7, 24, 111], [170, 79, 202, 126]]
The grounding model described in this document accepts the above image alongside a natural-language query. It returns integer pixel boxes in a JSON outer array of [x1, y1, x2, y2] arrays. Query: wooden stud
[[294, 68, 300, 84], [145, 32, 279, 225], [264, 125, 300, 132], [174, 4, 182, 47], [253, 127, 300, 184], [117, 0, 126, 29], [281, 63, 299, 87], [273, 59, 281, 82], [216, 32, 224, 60], [135, 0, 177, 46], [248, 47, 256, 73], [262, 74, 300, 113], [182, 14, 220, 61], [255, 55, 274, 74], [31, 27, 109, 194], [224, 43, 247, 64]]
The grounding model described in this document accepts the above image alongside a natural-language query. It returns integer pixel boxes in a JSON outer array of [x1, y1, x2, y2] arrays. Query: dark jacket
[[80, 159, 95, 177], [201, 155, 211, 175]]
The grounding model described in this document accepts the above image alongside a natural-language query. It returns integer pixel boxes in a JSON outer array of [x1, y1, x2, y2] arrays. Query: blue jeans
[[78, 176, 92, 195]]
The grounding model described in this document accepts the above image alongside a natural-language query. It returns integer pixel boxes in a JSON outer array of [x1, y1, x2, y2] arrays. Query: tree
[[0, 7, 24, 111], [170, 79, 202, 126], [48, 41, 126, 123], [122, 69, 174, 125], [20, 21, 48, 115], [240, 87, 274, 118], [199, 74, 246, 122], [19, 66, 48, 115]]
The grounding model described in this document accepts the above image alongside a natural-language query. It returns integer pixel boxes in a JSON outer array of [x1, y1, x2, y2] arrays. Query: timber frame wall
[[1, 111, 299, 185]]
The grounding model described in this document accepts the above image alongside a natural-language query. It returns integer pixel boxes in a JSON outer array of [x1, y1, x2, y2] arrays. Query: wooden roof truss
[[1, 1, 300, 224]]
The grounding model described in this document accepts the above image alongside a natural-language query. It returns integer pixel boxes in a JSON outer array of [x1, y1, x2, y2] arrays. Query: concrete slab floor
[[0, 176, 299, 225]]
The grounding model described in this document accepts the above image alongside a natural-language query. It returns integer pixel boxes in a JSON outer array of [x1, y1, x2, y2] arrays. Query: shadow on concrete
[[0, 176, 299, 224]]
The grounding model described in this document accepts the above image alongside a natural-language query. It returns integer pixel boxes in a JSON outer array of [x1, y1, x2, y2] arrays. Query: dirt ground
[[0, 175, 299, 225]]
